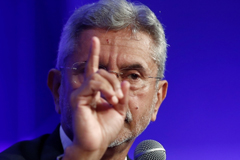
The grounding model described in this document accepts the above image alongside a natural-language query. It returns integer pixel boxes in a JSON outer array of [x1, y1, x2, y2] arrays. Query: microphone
[[134, 140, 166, 160]]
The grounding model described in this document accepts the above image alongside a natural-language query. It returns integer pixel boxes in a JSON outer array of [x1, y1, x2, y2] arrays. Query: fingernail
[[112, 96, 118, 104], [117, 89, 123, 98]]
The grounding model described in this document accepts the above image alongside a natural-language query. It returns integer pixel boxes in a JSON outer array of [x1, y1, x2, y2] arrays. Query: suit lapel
[[39, 125, 133, 160], [40, 125, 64, 160]]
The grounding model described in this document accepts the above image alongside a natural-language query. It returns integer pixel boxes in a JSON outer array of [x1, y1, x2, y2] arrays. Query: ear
[[47, 68, 62, 114], [151, 80, 168, 121]]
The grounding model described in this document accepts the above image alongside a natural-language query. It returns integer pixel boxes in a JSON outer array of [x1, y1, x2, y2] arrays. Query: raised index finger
[[84, 36, 100, 78]]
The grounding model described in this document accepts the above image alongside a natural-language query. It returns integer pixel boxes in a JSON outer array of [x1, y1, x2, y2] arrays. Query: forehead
[[68, 28, 156, 71], [78, 28, 152, 48]]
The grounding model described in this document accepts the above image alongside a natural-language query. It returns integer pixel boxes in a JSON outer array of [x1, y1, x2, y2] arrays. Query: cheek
[[128, 86, 155, 120], [129, 86, 154, 109], [63, 72, 82, 91], [71, 76, 79, 85], [59, 75, 79, 114]]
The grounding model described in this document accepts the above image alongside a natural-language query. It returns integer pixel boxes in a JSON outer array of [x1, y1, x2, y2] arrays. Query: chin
[[108, 137, 131, 148], [108, 128, 137, 148]]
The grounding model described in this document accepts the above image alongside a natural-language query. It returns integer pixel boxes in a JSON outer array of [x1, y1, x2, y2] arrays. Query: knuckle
[[97, 69, 105, 74], [90, 73, 99, 80], [98, 69, 113, 77], [98, 82, 109, 90], [89, 79, 96, 87], [109, 73, 117, 79]]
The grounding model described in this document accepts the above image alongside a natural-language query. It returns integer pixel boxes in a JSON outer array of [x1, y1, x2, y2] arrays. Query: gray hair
[[57, 0, 167, 78]]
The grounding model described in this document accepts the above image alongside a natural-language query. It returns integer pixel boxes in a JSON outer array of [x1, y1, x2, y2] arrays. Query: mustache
[[99, 94, 133, 123], [125, 109, 132, 123]]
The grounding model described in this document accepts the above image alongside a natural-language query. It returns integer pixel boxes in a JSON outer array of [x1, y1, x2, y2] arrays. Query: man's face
[[58, 28, 167, 147]]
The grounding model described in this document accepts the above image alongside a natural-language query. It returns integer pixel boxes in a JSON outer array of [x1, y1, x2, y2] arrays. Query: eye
[[71, 63, 107, 75], [122, 70, 142, 81], [72, 62, 85, 75], [128, 73, 140, 80]]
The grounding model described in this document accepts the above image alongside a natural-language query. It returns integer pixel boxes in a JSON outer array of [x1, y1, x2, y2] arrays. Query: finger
[[115, 81, 130, 116], [77, 73, 119, 104], [84, 37, 100, 78], [97, 69, 123, 99]]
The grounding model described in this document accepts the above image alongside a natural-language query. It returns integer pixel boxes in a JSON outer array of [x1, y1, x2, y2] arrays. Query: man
[[0, 0, 168, 159]]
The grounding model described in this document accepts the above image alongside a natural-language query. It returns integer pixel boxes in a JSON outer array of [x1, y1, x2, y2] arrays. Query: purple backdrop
[[1, 0, 240, 159]]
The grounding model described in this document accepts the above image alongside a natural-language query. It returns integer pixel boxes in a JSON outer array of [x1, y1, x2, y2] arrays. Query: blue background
[[1, 0, 240, 159]]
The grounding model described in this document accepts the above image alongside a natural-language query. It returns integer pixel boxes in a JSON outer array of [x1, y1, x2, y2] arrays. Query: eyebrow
[[120, 63, 147, 74], [79, 61, 148, 74], [79, 61, 108, 69]]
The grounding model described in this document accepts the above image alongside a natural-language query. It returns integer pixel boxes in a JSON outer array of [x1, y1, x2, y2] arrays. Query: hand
[[63, 37, 130, 160]]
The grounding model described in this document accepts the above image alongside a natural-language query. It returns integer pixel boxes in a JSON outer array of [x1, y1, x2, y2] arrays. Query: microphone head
[[134, 140, 166, 160]]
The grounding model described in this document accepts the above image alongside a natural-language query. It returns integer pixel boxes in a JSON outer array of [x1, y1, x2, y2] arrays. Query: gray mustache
[[125, 109, 133, 123]]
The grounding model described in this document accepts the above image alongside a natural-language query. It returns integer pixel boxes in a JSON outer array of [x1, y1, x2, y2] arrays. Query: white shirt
[[59, 126, 128, 160]]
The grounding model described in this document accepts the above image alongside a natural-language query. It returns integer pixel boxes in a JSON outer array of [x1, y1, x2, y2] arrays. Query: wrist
[[62, 144, 106, 160]]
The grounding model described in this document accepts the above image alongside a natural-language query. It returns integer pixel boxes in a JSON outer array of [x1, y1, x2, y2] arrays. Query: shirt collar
[[60, 125, 72, 151]]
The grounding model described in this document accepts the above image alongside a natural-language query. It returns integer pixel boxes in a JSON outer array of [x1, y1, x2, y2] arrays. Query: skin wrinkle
[[99, 31, 151, 54], [70, 28, 153, 67], [62, 29, 158, 78], [108, 75, 159, 148], [109, 92, 157, 148], [58, 29, 162, 152], [59, 77, 158, 148], [59, 78, 157, 148], [57, 1, 167, 79], [46, 2, 168, 159]]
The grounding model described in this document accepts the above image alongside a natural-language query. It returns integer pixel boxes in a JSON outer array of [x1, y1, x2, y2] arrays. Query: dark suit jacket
[[0, 126, 132, 160], [0, 126, 63, 160]]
